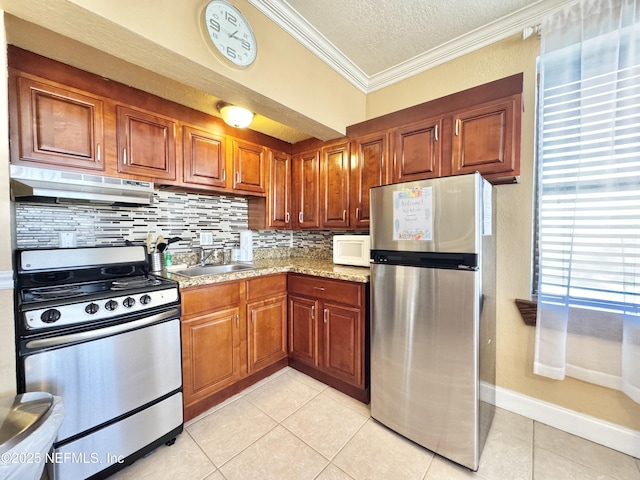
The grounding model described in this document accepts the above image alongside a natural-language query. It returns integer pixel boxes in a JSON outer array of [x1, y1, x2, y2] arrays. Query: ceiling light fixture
[[217, 102, 254, 128]]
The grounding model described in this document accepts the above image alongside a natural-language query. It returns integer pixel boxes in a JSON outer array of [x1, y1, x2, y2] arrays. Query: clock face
[[203, 0, 257, 68]]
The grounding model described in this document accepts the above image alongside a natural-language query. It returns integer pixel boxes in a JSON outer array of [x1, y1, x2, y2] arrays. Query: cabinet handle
[[285, 212, 290, 223], [236, 171, 240, 183], [323, 308, 328, 324], [222, 169, 226, 182], [123, 147, 127, 165], [235, 313, 239, 328], [311, 305, 315, 320], [356, 207, 360, 220], [313, 286, 325, 291], [299, 212, 303, 223], [434, 124, 438, 141], [251, 311, 256, 324], [455, 119, 460, 136], [342, 210, 346, 221], [96, 143, 101, 162]]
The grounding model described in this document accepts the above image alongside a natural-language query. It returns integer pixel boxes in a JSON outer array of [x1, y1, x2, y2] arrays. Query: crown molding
[[248, 0, 569, 94], [247, 0, 369, 92]]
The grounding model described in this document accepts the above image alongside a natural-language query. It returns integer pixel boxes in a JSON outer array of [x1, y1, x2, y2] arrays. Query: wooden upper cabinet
[[182, 125, 228, 188], [246, 149, 291, 230], [14, 75, 105, 171], [392, 117, 443, 183], [321, 141, 350, 229], [351, 132, 388, 229], [116, 105, 177, 181], [292, 149, 320, 229], [268, 149, 292, 228], [451, 95, 521, 180], [232, 138, 266, 195]]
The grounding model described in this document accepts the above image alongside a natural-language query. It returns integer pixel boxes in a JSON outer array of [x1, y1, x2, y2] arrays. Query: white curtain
[[534, 0, 640, 403]]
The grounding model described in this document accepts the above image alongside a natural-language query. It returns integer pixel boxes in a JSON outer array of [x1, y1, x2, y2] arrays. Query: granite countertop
[[163, 257, 370, 289]]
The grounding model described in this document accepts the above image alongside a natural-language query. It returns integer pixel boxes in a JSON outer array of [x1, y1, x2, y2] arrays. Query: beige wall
[[0, 11, 16, 399], [369, 34, 640, 431]]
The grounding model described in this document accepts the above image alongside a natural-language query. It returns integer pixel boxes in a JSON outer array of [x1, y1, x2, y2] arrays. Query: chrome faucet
[[194, 246, 219, 266]]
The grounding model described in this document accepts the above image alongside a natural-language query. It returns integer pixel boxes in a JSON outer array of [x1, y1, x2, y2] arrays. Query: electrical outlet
[[200, 232, 214, 246], [59, 232, 77, 248]]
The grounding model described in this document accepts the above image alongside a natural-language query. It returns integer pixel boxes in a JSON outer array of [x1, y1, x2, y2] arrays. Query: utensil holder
[[149, 252, 164, 272]]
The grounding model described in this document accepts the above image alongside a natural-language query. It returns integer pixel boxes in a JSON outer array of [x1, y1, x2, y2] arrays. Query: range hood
[[9, 165, 154, 205]]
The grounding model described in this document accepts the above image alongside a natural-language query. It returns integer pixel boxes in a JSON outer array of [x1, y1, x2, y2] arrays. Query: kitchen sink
[[172, 263, 258, 278]]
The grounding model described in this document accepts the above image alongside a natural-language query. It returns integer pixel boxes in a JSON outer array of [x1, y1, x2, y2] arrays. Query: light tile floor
[[110, 367, 640, 480]]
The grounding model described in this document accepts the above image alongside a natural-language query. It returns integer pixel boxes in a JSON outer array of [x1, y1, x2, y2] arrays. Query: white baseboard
[[485, 384, 640, 458], [0, 270, 13, 290]]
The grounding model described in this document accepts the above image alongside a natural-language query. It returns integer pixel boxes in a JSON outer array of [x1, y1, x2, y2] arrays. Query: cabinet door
[[181, 307, 241, 406], [268, 150, 291, 228], [288, 295, 318, 367], [321, 302, 363, 387], [451, 96, 520, 179], [291, 150, 320, 229], [321, 141, 350, 229], [247, 294, 287, 374], [351, 132, 388, 229], [116, 105, 177, 181], [393, 117, 442, 182], [232, 139, 266, 194], [15, 76, 104, 171], [183, 125, 228, 188]]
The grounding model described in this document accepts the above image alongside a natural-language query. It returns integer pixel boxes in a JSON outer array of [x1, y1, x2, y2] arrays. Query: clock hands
[[228, 30, 239, 39]]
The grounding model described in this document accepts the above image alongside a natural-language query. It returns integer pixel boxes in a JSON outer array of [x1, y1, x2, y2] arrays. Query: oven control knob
[[105, 300, 118, 311], [85, 303, 99, 315], [123, 297, 136, 308], [140, 294, 152, 305], [41, 309, 61, 323]]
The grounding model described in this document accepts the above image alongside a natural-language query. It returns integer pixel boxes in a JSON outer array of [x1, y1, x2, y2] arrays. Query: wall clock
[[202, 0, 258, 68]]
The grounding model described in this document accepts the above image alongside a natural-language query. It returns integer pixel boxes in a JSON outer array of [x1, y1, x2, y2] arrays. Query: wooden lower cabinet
[[180, 275, 288, 421], [322, 302, 362, 386], [246, 275, 288, 374], [182, 306, 241, 397], [180, 273, 368, 419], [288, 295, 318, 366], [287, 274, 369, 402]]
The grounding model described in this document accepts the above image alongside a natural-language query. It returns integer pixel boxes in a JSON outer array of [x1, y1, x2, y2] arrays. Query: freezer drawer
[[370, 263, 481, 470], [49, 392, 183, 480]]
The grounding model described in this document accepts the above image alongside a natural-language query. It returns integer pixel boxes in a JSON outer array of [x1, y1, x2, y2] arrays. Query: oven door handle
[[25, 308, 180, 351]]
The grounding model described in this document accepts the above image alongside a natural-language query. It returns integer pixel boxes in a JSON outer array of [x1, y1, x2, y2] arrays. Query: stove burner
[[26, 285, 84, 300], [110, 276, 163, 291]]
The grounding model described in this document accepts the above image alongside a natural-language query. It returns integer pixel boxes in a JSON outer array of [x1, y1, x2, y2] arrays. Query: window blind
[[537, 40, 640, 313]]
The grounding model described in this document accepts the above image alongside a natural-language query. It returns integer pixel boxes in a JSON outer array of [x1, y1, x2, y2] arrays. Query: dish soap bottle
[[164, 251, 173, 267]]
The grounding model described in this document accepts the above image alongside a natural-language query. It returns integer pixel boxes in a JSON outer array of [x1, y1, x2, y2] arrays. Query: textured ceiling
[[251, 0, 566, 92], [284, 0, 536, 77]]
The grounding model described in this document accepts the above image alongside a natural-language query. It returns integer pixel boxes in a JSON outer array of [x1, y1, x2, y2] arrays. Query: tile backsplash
[[14, 189, 357, 254]]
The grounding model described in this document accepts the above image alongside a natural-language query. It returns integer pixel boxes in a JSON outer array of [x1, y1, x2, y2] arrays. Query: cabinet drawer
[[246, 274, 287, 301], [287, 274, 362, 307], [181, 281, 241, 318]]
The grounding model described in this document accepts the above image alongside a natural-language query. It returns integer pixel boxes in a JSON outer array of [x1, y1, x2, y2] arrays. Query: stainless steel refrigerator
[[370, 172, 496, 471]]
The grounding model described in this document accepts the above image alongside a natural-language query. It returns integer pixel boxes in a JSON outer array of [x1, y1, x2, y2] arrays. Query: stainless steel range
[[15, 246, 183, 480]]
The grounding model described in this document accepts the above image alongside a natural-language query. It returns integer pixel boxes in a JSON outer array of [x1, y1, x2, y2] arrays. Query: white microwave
[[332, 235, 371, 267]]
